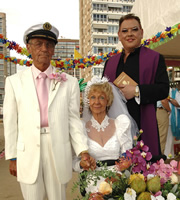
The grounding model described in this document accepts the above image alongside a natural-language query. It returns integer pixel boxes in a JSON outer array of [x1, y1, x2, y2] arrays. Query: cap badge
[[43, 22, 52, 31]]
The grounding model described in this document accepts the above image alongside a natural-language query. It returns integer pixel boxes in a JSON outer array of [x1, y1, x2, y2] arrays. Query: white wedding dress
[[72, 114, 132, 194]]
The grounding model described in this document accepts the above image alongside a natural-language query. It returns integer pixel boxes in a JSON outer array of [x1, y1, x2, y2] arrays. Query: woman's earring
[[106, 106, 109, 113]]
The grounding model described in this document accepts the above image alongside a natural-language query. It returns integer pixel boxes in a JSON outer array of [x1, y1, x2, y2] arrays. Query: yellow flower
[[139, 129, 143, 134], [98, 181, 112, 195], [168, 153, 173, 158]]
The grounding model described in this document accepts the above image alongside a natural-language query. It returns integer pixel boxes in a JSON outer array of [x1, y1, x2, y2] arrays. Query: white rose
[[170, 173, 178, 184], [124, 188, 136, 200], [167, 193, 176, 200]]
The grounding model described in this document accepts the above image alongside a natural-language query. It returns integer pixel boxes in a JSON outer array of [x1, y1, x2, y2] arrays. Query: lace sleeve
[[115, 114, 133, 154]]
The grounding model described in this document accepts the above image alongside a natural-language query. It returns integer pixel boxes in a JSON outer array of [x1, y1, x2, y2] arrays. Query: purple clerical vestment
[[104, 46, 160, 156]]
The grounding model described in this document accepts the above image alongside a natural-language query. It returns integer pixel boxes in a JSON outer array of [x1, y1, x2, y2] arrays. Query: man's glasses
[[29, 41, 55, 49]]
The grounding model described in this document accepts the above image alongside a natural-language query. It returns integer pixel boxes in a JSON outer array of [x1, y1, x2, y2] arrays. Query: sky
[[0, 0, 80, 60]]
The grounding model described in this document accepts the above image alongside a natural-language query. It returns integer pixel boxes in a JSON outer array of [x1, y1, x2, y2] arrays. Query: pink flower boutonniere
[[49, 70, 67, 91]]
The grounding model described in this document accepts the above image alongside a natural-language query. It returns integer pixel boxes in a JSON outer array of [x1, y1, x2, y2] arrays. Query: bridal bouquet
[[72, 137, 180, 200]]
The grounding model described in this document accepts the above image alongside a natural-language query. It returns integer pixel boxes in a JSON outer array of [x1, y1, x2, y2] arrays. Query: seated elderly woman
[[73, 76, 138, 194]]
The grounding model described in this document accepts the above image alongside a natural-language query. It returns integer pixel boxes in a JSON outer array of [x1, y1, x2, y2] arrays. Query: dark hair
[[119, 13, 142, 29]]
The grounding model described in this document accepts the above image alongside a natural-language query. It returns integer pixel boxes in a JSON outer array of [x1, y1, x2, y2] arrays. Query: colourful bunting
[[0, 23, 180, 69]]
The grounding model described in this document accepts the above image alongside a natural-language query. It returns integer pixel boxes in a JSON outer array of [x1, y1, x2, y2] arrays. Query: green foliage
[[161, 180, 180, 199], [72, 162, 129, 200]]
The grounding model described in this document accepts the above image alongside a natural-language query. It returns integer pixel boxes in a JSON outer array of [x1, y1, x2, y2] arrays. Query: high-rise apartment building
[[0, 12, 16, 110], [0, 12, 7, 106], [79, 0, 135, 57], [53, 38, 80, 79], [79, 0, 135, 81]]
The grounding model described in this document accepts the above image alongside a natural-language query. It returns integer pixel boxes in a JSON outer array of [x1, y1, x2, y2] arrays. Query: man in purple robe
[[103, 14, 169, 158]]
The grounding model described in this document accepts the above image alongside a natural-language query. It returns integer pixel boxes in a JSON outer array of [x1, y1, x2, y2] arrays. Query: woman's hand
[[80, 153, 96, 171]]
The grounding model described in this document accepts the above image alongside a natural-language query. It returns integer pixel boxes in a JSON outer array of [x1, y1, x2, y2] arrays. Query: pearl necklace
[[91, 115, 109, 132]]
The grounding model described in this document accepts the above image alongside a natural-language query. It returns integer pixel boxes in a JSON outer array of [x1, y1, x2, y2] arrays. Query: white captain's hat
[[23, 22, 59, 44]]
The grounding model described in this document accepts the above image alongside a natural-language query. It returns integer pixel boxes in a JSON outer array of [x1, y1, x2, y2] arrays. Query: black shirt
[[104, 47, 169, 128]]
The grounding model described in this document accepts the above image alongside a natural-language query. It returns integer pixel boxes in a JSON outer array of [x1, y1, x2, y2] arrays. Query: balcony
[[92, 42, 118, 48], [92, 8, 130, 15], [92, 19, 119, 26], [92, 0, 134, 3], [92, 31, 118, 37]]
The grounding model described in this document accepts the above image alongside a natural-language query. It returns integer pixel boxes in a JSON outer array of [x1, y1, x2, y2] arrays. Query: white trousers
[[20, 133, 66, 200]]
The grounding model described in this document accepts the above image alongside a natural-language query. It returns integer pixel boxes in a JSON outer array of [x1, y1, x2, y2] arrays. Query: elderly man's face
[[27, 38, 55, 70], [118, 19, 143, 53]]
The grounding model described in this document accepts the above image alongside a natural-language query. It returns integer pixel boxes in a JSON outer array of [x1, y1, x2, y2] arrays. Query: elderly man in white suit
[[3, 22, 96, 200]]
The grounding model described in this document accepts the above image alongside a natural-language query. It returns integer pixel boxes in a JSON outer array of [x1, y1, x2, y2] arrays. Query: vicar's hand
[[119, 84, 136, 100], [80, 153, 96, 171], [9, 160, 17, 177]]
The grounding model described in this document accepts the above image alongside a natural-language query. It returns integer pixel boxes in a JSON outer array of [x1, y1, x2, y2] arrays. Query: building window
[[108, 26, 119, 33], [97, 48, 103, 53], [93, 47, 98, 54], [93, 38, 107, 44], [93, 28, 107, 33], [93, 68, 104, 77], [0, 82, 4, 88], [123, 5, 132, 12], [108, 7, 122, 12], [108, 37, 119, 44], [108, 19, 119, 23], [0, 71, 4, 75], [0, 89, 4, 93], [93, 14, 107, 22], [93, 3, 107, 11]]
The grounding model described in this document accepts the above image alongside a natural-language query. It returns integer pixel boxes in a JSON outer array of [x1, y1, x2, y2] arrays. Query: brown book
[[113, 72, 137, 87]]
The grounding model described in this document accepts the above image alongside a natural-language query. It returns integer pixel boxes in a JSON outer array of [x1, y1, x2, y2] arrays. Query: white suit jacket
[[3, 65, 88, 184]]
